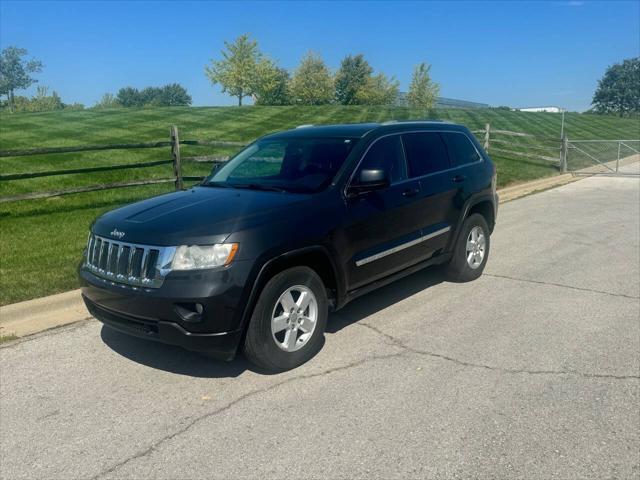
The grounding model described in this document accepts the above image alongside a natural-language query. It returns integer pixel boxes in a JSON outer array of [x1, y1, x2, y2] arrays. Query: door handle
[[402, 188, 419, 197], [452, 174, 466, 183]]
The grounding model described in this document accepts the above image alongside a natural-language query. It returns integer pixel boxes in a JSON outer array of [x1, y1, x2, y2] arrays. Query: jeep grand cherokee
[[80, 121, 498, 371]]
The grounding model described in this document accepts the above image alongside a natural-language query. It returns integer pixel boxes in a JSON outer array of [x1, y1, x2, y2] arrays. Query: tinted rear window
[[442, 132, 481, 167], [402, 132, 449, 177]]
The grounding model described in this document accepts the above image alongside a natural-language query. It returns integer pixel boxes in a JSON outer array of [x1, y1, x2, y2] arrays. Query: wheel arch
[[238, 246, 345, 336], [467, 199, 496, 233], [450, 194, 496, 251]]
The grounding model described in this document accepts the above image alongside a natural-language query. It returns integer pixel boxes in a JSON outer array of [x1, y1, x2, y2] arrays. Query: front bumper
[[79, 260, 255, 360], [83, 295, 242, 360]]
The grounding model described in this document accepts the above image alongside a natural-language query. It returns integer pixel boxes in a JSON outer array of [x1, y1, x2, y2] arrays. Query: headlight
[[171, 243, 238, 270]]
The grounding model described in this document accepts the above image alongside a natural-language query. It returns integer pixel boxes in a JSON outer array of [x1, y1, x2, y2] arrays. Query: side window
[[442, 132, 481, 167], [402, 132, 449, 177], [356, 135, 406, 184]]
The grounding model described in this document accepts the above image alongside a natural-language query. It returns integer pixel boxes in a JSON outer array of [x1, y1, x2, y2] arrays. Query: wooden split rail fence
[[0, 123, 568, 204], [471, 123, 565, 170], [0, 126, 245, 203]]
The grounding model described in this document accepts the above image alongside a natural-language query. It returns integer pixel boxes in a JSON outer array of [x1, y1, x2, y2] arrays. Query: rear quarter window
[[442, 132, 482, 167], [402, 132, 450, 177]]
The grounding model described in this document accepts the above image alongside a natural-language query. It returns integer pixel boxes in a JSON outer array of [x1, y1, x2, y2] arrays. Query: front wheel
[[446, 213, 491, 282], [243, 266, 328, 372]]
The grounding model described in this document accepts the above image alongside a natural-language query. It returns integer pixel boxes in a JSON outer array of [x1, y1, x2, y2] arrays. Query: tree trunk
[[238, 94, 243, 107], [9, 90, 14, 113]]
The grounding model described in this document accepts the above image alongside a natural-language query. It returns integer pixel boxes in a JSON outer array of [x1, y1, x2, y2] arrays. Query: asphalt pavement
[[1, 173, 639, 480]]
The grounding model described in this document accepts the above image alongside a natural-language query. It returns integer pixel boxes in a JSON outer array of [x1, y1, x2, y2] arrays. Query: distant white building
[[515, 106, 565, 113]]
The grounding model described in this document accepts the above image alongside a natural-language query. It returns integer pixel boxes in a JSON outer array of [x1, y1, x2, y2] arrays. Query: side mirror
[[347, 168, 390, 196]]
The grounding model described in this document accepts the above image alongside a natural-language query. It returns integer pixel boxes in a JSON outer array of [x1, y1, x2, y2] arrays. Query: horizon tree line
[[204, 34, 440, 108], [0, 42, 638, 115]]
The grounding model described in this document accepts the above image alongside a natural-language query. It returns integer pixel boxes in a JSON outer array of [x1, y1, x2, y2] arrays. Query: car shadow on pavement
[[100, 266, 445, 378], [327, 267, 445, 334], [100, 326, 253, 378]]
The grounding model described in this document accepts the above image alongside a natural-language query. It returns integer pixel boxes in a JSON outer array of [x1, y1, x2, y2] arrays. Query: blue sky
[[1, 1, 638, 111]]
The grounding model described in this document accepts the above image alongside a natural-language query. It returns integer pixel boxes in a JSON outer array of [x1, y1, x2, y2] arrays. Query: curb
[[0, 289, 88, 339], [0, 170, 601, 341]]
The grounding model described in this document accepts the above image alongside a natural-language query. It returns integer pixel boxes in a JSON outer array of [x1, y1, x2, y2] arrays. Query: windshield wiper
[[231, 183, 288, 193], [201, 182, 234, 188]]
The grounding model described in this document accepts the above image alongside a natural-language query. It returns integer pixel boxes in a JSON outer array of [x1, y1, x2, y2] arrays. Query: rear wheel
[[446, 213, 490, 282], [243, 266, 328, 372]]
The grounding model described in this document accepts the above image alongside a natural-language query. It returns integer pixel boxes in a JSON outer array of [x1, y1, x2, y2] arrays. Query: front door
[[342, 134, 428, 289]]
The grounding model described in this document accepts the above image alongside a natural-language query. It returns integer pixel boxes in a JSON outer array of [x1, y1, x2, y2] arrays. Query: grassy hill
[[1, 106, 638, 305]]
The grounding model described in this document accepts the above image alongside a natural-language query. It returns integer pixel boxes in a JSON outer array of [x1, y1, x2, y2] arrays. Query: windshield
[[205, 137, 358, 193]]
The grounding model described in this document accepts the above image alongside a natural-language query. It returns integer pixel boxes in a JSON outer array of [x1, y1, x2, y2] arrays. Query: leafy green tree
[[116, 87, 142, 107], [354, 73, 399, 105], [140, 86, 162, 106], [30, 86, 63, 111], [407, 62, 440, 109], [335, 54, 373, 105], [205, 34, 262, 106], [115, 84, 191, 107], [6, 86, 64, 113], [290, 52, 334, 105], [94, 93, 119, 109], [158, 83, 192, 106], [592, 58, 640, 116], [0, 46, 43, 112], [252, 59, 290, 105]]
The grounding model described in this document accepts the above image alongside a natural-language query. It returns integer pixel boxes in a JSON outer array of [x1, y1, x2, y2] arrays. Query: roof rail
[[295, 124, 314, 129]]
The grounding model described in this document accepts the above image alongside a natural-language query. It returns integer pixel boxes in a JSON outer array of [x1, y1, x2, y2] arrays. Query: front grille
[[85, 234, 175, 288]]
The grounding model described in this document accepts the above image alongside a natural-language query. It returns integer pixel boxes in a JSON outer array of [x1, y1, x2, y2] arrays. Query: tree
[[94, 93, 119, 109], [0, 46, 43, 112], [592, 58, 640, 116], [30, 86, 63, 111], [140, 86, 162, 106], [354, 73, 399, 105], [205, 34, 262, 106], [334, 54, 373, 105], [115, 84, 192, 107], [290, 52, 334, 105], [252, 59, 290, 106], [157, 83, 192, 106], [407, 62, 440, 109], [116, 87, 143, 107]]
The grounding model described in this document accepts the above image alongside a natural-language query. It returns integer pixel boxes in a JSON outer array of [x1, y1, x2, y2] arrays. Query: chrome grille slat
[[126, 246, 135, 277], [106, 243, 115, 274], [97, 239, 106, 271], [140, 248, 149, 280], [84, 234, 175, 289], [92, 237, 101, 265]]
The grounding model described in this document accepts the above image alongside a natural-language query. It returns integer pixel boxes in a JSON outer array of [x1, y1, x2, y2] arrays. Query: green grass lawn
[[1, 106, 638, 305]]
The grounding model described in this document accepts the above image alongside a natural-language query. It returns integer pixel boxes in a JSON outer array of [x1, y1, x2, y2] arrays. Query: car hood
[[92, 186, 311, 246]]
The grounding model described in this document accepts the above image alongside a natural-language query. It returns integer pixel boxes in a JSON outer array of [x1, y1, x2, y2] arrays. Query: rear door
[[342, 134, 428, 289], [401, 131, 457, 256]]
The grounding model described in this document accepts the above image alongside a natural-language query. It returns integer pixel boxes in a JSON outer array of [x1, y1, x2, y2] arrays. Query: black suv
[[80, 121, 498, 371]]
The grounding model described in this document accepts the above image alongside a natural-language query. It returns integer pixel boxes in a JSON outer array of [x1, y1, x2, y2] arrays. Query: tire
[[446, 213, 491, 282], [243, 266, 328, 372]]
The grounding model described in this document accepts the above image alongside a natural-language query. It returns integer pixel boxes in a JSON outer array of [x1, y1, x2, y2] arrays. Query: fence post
[[483, 123, 490, 152], [616, 141, 621, 173], [560, 135, 568, 173], [170, 125, 183, 190]]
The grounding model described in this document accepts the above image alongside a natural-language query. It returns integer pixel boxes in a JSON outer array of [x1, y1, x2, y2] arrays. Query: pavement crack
[[90, 350, 404, 480], [484, 273, 640, 300], [359, 322, 640, 381]]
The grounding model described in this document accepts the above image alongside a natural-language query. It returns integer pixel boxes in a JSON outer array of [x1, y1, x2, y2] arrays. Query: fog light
[[175, 303, 205, 323]]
